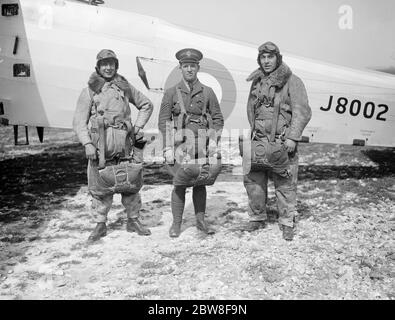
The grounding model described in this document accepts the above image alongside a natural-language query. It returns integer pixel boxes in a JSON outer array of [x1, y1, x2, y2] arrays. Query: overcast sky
[[95, 0, 395, 74]]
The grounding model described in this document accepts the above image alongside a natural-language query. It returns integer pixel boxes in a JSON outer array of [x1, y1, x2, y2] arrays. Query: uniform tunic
[[158, 79, 224, 153]]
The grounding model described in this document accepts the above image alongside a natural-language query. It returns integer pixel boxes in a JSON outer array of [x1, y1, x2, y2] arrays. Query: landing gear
[[13, 125, 44, 145], [13, 125, 29, 145]]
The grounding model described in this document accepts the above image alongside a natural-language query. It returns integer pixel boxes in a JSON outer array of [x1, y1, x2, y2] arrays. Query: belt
[[188, 118, 205, 124], [90, 124, 129, 133], [97, 158, 131, 167], [254, 132, 285, 141]]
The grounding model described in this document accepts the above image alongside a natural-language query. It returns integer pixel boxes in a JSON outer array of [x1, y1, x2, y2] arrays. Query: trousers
[[87, 160, 141, 223], [243, 152, 299, 227]]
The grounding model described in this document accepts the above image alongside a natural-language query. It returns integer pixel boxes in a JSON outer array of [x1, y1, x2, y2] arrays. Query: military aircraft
[[0, 0, 394, 147]]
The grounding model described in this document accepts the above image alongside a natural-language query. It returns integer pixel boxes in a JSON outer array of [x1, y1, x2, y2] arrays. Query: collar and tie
[[183, 79, 197, 93]]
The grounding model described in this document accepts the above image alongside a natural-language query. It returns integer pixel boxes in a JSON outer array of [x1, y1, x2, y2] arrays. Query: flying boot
[[169, 209, 183, 238], [88, 222, 107, 242], [126, 218, 151, 236], [280, 224, 294, 241], [196, 212, 215, 235]]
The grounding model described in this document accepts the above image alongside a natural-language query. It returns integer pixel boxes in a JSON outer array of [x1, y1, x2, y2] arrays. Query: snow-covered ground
[[0, 126, 394, 299]]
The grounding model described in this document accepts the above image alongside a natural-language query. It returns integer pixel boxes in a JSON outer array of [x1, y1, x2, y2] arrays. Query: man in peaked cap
[[73, 49, 154, 242], [240, 41, 311, 240], [158, 48, 224, 238]]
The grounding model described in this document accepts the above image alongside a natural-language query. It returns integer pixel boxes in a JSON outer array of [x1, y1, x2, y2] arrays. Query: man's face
[[98, 58, 117, 79], [180, 62, 199, 83], [259, 53, 278, 74]]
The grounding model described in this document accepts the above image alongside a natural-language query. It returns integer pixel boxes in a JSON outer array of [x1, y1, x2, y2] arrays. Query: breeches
[[171, 185, 207, 219]]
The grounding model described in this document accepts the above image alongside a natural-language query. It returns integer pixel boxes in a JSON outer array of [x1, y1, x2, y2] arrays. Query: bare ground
[[0, 126, 394, 300]]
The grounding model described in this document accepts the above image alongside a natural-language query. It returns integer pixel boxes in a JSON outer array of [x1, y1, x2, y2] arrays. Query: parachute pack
[[167, 87, 222, 186]]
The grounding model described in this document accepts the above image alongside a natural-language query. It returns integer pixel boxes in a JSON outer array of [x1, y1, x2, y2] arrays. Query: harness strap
[[88, 87, 106, 167], [200, 88, 214, 130], [176, 87, 187, 114], [269, 88, 280, 142], [175, 87, 188, 131], [201, 89, 207, 115], [97, 115, 106, 169], [250, 80, 262, 139], [124, 120, 134, 159]]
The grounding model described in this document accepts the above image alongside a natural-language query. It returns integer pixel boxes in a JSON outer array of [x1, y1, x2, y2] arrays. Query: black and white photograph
[[0, 0, 394, 304]]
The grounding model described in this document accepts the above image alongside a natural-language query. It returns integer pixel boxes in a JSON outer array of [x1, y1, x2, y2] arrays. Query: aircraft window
[[1, 4, 19, 16], [13, 64, 30, 77]]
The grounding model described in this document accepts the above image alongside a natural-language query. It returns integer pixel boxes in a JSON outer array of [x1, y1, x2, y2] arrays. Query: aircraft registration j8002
[[0, 0, 394, 146]]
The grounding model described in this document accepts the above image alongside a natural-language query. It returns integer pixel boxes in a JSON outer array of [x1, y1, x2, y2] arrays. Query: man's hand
[[85, 143, 97, 160], [285, 138, 296, 153], [164, 148, 174, 164]]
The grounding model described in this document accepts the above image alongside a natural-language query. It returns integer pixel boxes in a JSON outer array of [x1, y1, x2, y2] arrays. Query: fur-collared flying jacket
[[73, 72, 153, 168], [73, 72, 153, 148], [246, 63, 311, 142]]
